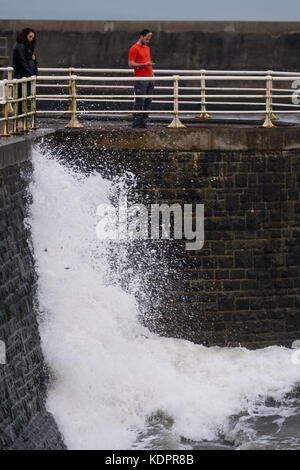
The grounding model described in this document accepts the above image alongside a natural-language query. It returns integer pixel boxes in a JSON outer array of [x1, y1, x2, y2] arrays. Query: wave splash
[[28, 147, 300, 450]]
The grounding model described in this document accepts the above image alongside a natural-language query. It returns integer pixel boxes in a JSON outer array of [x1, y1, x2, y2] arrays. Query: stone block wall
[[48, 128, 300, 349], [0, 141, 65, 449], [138, 149, 300, 349]]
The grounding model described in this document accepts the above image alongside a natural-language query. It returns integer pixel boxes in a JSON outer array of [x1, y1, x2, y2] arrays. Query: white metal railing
[[0, 75, 36, 136], [1, 66, 300, 135]]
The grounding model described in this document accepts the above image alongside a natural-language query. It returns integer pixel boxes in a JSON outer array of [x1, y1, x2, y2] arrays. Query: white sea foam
[[28, 147, 300, 450]]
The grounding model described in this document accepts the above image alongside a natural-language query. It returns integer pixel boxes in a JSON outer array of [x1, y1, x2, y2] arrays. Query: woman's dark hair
[[16, 28, 36, 51]]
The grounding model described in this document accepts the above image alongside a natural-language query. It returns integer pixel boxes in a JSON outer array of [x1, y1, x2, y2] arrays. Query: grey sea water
[[133, 387, 300, 450]]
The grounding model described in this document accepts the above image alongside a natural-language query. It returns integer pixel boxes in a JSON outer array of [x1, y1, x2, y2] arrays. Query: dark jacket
[[13, 42, 38, 78]]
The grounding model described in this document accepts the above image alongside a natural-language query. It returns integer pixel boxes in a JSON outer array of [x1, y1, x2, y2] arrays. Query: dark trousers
[[17, 81, 31, 116], [133, 80, 154, 128]]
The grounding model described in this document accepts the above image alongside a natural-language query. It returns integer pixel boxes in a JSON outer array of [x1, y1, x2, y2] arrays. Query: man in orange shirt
[[128, 29, 155, 128]]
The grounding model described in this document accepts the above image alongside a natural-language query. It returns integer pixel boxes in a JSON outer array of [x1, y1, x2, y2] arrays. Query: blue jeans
[[133, 80, 154, 128]]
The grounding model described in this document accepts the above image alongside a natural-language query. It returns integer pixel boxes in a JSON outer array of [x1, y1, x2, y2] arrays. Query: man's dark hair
[[140, 29, 152, 37], [16, 28, 37, 52]]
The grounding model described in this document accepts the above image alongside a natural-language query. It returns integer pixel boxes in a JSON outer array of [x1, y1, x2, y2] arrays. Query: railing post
[[7, 68, 14, 114], [30, 76, 38, 129], [0, 80, 10, 137], [267, 69, 279, 121], [128, 70, 134, 116], [12, 79, 19, 134], [168, 75, 186, 128], [196, 69, 211, 119], [65, 74, 84, 128], [22, 80, 30, 132], [68, 67, 74, 112], [262, 74, 276, 128]]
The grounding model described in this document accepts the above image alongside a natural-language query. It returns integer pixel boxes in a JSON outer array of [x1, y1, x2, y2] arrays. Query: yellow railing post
[[268, 69, 279, 121], [22, 80, 30, 133], [128, 70, 134, 116], [68, 67, 74, 112], [12, 79, 19, 134], [196, 69, 211, 119], [168, 75, 186, 128], [30, 76, 38, 129], [0, 80, 10, 137], [262, 74, 276, 128], [65, 74, 84, 128], [7, 68, 14, 114]]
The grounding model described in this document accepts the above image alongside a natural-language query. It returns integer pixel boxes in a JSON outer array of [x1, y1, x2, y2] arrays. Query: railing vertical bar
[[262, 75, 276, 128], [7, 68, 14, 114], [65, 75, 84, 128], [168, 75, 186, 129], [22, 80, 29, 132], [12, 79, 18, 134], [196, 69, 211, 119], [30, 77, 38, 129], [268, 70, 279, 121], [0, 80, 10, 137]]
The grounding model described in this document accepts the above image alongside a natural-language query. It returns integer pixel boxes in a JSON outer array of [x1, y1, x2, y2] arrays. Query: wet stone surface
[[0, 155, 65, 449]]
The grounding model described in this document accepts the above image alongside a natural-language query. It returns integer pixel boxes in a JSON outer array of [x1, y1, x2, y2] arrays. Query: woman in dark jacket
[[13, 28, 38, 129]]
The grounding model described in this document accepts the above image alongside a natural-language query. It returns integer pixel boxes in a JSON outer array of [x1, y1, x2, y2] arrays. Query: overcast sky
[[1, 0, 300, 21]]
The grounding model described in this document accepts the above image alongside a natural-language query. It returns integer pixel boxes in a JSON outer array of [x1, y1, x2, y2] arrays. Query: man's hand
[[128, 60, 156, 69]]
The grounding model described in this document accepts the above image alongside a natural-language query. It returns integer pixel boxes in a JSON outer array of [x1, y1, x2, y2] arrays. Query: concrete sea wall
[[1, 20, 300, 70], [1, 121, 300, 449], [0, 134, 65, 449]]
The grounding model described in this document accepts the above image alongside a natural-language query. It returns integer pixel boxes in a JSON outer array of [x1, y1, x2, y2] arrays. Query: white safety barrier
[[0, 75, 36, 136], [1, 66, 300, 135]]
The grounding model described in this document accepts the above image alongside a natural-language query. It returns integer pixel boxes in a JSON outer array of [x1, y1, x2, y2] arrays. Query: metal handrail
[[1, 67, 300, 134], [2, 66, 300, 75]]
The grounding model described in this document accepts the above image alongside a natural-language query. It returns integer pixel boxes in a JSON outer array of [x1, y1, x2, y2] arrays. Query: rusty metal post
[[7, 68, 14, 114], [12, 79, 19, 134], [196, 69, 211, 119], [268, 70, 279, 121], [128, 69, 134, 116], [65, 75, 84, 128], [68, 67, 74, 111], [30, 77, 38, 129], [168, 75, 186, 128], [0, 80, 10, 137], [22, 80, 30, 132], [262, 75, 276, 128]]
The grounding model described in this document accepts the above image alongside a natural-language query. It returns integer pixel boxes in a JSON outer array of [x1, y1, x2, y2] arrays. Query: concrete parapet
[[2, 20, 300, 70]]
